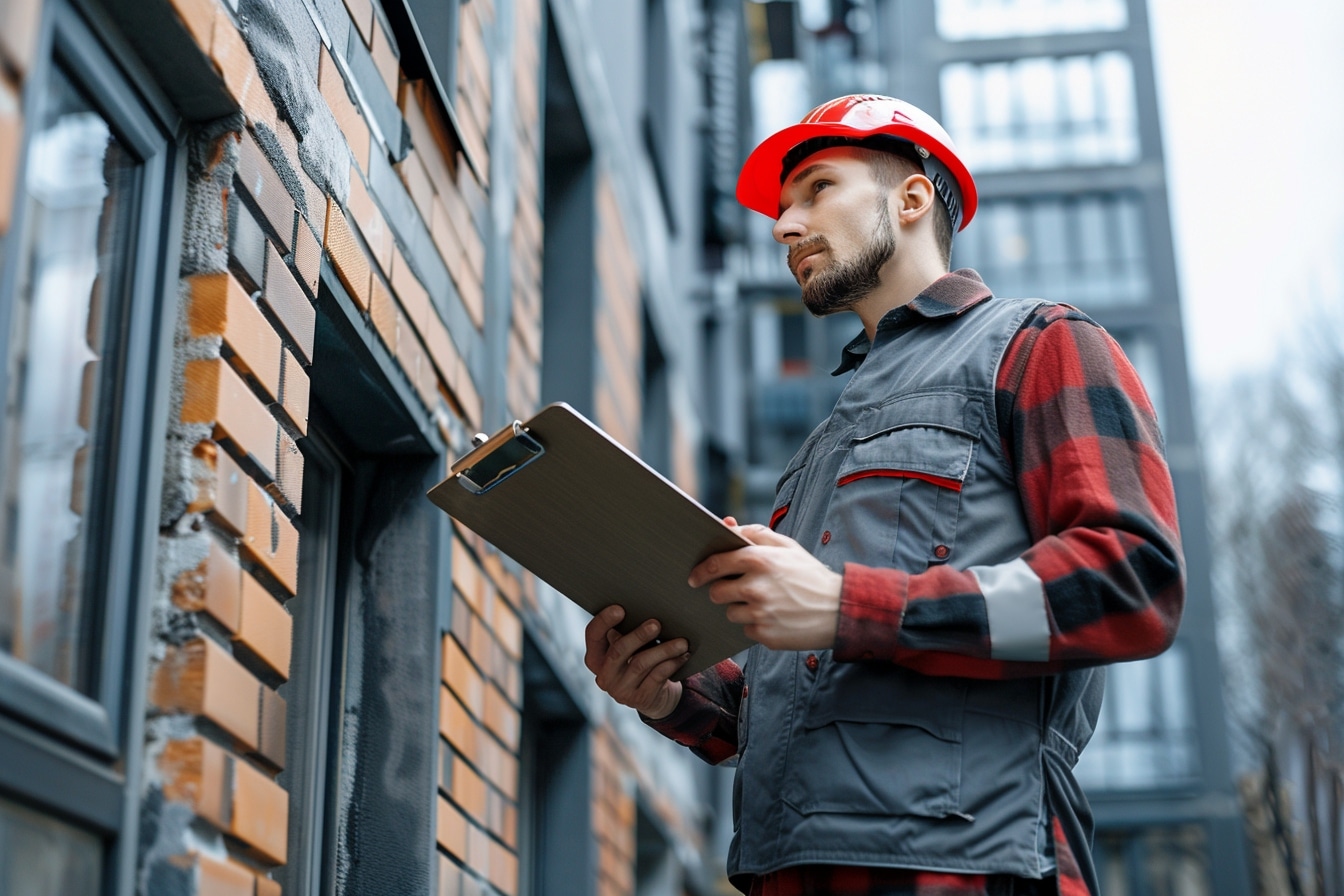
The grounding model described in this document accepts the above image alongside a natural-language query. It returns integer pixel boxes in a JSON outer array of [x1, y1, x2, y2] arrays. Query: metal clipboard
[[427, 403, 753, 679]]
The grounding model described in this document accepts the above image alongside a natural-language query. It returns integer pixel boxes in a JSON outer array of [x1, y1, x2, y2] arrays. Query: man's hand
[[690, 520, 842, 651], [583, 605, 689, 720]]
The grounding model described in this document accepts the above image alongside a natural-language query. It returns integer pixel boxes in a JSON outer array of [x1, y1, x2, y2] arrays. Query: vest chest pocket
[[831, 412, 977, 572]]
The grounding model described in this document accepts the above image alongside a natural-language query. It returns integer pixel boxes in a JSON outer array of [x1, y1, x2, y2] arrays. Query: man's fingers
[[735, 523, 796, 547], [585, 605, 625, 651]]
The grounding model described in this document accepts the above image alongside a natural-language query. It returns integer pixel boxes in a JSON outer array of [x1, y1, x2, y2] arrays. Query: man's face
[[774, 148, 896, 316]]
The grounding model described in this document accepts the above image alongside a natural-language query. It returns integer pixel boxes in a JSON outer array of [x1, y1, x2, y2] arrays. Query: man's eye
[[813, 180, 831, 193]]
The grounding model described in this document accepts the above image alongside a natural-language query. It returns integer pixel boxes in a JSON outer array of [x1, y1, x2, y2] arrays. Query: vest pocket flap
[[803, 666, 966, 743], [840, 423, 975, 486]]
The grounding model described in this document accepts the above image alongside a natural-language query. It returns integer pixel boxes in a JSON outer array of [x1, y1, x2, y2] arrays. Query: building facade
[[0, 0, 749, 893], [735, 1, 1250, 893]]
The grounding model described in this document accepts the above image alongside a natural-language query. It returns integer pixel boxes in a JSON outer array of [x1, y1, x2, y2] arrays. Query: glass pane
[[936, 0, 1127, 40], [941, 53, 1140, 173], [0, 796, 103, 895], [0, 63, 139, 692]]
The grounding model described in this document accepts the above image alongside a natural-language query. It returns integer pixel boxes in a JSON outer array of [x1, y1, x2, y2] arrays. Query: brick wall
[[146, 0, 502, 891], [0, 0, 729, 892], [594, 175, 643, 453]]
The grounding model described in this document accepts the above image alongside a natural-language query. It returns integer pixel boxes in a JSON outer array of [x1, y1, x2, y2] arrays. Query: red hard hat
[[736, 94, 978, 231]]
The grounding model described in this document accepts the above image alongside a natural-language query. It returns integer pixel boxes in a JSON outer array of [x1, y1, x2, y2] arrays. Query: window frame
[[0, 0, 182, 849]]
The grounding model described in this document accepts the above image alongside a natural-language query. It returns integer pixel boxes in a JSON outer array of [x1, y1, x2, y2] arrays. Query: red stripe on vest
[[836, 469, 964, 492]]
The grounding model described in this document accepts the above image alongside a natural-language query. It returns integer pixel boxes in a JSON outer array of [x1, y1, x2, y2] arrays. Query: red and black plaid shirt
[[648, 271, 1183, 896]]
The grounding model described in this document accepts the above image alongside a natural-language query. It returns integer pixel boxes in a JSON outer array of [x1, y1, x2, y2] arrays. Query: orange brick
[[160, 737, 230, 830], [236, 572, 292, 679], [467, 822, 491, 871], [400, 81, 458, 199], [256, 685, 286, 770], [318, 47, 370, 171], [270, 427, 302, 515], [343, 0, 373, 46], [454, 754, 488, 821], [291, 213, 323, 299], [439, 686, 476, 759], [197, 443, 250, 536], [277, 348, 309, 437], [195, 853, 255, 896], [188, 272, 283, 402], [323, 198, 370, 311], [396, 150, 435, 225], [369, 274, 398, 351], [231, 754, 288, 863], [390, 246, 432, 338], [346, 169, 391, 276], [0, 0, 42, 75], [211, 9, 265, 121], [483, 685, 519, 751], [262, 242, 316, 363], [152, 637, 260, 749], [171, 540, 243, 633], [165, 0, 217, 50], [492, 600, 521, 660], [182, 358, 279, 481], [489, 840, 518, 896], [0, 75, 20, 237], [370, 20, 400, 98], [437, 797, 468, 860], [254, 875, 282, 896], [441, 635, 483, 718], [242, 482, 299, 595]]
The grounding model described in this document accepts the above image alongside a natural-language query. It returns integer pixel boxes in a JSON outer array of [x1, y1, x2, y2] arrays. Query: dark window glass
[[0, 63, 139, 693], [0, 796, 103, 895], [941, 52, 1139, 171], [1075, 646, 1198, 790], [951, 193, 1149, 310]]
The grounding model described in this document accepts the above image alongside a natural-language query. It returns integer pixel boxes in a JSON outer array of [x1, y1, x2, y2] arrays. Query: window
[[378, 0, 463, 113], [518, 636, 595, 895], [941, 52, 1139, 171], [0, 0, 179, 886], [951, 193, 1148, 308], [540, 17, 598, 415], [280, 267, 446, 895], [936, 0, 1127, 41], [1074, 646, 1200, 790]]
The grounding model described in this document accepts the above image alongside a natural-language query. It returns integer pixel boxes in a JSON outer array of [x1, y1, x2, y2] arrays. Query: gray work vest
[[728, 294, 1103, 885]]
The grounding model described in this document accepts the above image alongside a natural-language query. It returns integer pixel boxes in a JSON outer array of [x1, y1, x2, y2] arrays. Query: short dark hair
[[782, 136, 954, 268]]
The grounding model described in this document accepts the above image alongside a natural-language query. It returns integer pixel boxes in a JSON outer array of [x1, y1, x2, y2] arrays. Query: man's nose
[[772, 211, 806, 245]]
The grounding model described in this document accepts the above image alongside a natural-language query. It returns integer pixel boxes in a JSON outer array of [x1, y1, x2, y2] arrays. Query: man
[[584, 95, 1184, 896]]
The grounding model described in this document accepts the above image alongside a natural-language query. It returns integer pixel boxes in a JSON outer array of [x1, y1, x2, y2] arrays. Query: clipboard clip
[[453, 421, 545, 494]]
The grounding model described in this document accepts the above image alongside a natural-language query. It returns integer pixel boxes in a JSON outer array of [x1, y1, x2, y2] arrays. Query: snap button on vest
[[805, 654, 819, 671], [821, 530, 832, 544], [934, 544, 950, 560]]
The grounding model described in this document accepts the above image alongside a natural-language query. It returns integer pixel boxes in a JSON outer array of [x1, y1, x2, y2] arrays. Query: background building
[[735, 1, 1250, 894], [0, 0, 750, 893]]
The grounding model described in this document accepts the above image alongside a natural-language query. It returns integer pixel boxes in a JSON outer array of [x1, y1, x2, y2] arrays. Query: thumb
[[735, 523, 799, 548]]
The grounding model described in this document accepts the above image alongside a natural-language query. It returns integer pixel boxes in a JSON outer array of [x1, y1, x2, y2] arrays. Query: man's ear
[[894, 173, 937, 225]]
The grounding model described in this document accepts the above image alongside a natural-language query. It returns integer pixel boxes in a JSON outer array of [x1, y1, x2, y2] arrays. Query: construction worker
[[585, 95, 1184, 896]]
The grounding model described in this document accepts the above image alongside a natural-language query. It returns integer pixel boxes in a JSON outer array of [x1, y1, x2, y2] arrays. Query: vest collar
[[832, 269, 994, 374]]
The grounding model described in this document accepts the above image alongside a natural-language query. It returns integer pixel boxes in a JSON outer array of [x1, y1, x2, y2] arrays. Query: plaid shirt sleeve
[[642, 658, 744, 764], [833, 304, 1185, 678]]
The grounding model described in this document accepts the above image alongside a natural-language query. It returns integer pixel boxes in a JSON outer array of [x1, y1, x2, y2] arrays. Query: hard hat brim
[[735, 120, 979, 231]]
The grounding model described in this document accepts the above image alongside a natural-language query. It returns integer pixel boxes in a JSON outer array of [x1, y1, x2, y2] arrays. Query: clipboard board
[[427, 403, 754, 679]]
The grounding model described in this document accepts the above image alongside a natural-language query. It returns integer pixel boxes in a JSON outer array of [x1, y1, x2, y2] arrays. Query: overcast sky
[[1146, 0, 1344, 386]]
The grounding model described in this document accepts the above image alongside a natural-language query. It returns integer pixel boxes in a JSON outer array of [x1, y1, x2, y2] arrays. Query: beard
[[793, 196, 896, 317]]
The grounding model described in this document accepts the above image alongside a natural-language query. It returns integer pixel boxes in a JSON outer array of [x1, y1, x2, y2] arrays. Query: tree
[[1202, 310, 1344, 896]]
